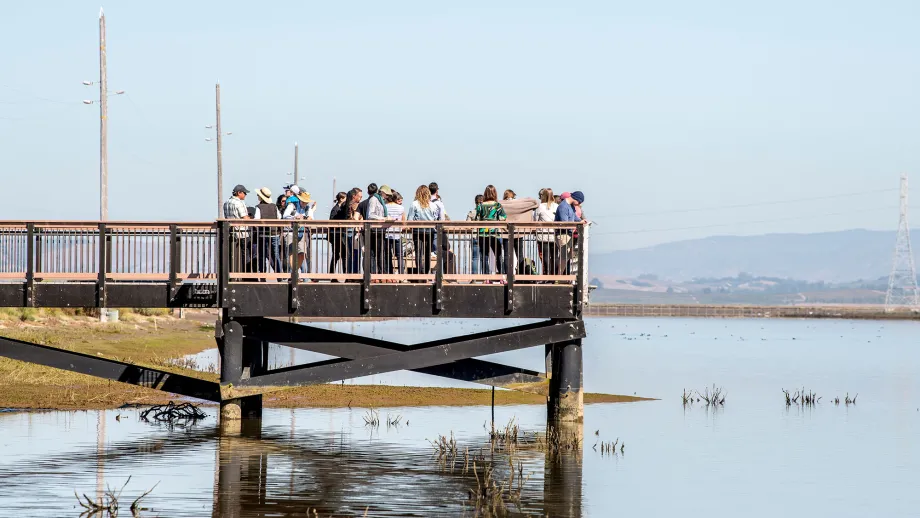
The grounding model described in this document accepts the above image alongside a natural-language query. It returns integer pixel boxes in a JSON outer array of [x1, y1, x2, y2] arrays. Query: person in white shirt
[[385, 191, 406, 276], [533, 188, 560, 277]]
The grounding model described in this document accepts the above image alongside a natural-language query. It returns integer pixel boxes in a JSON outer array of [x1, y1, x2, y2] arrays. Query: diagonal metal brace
[[238, 317, 547, 390], [0, 335, 220, 402], [237, 319, 585, 388]]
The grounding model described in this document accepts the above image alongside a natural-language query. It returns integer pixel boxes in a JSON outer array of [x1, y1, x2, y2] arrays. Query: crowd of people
[[222, 181, 586, 281]]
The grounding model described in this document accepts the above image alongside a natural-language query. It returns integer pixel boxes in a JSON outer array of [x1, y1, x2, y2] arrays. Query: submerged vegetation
[[682, 385, 726, 407], [74, 476, 158, 518]]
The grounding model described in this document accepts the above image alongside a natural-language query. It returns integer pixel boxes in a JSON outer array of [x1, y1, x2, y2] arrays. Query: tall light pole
[[98, 9, 107, 221], [205, 83, 231, 218], [83, 9, 124, 221], [215, 83, 222, 218], [293, 142, 299, 186]]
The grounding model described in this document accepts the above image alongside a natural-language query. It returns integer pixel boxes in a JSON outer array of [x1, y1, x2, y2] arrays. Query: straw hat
[[296, 191, 312, 204], [256, 187, 272, 204]]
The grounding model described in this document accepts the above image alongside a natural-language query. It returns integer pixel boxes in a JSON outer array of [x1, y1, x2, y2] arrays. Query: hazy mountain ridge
[[589, 230, 899, 282]]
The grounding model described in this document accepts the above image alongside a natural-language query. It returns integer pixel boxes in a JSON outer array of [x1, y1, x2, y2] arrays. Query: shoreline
[[0, 310, 652, 411]]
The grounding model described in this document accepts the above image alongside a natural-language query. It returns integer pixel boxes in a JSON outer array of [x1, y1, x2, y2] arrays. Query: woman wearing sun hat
[[287, 190, 316, 274]]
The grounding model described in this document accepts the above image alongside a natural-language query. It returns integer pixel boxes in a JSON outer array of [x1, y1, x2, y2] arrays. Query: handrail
[[0, 221, 589, 314]]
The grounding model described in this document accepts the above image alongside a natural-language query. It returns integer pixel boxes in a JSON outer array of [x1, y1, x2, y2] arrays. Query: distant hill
[[589, 230, 898, 282]]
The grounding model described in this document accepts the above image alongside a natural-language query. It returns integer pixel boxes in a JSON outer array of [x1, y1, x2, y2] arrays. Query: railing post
[[219, 221, 230, 309], [290, 221, 300, 312], [34, 227, 42, 274], [168, 224, 179, 304], [25, 223, 34, 307], [505, 223, 515, 314], [434, 223, 444, 312], [574, 223, 586, 316], [362, 221, 372, 313], [97, 223, 107, 308]]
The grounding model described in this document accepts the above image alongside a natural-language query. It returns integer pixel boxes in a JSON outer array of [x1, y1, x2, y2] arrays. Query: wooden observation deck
[[0, 220, 589, 431]]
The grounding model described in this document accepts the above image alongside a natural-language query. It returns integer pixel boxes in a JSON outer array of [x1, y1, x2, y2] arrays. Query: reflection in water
[[544, 422, 583, 518], [209, 423, 584, 517], [9, 409, 583, 517]]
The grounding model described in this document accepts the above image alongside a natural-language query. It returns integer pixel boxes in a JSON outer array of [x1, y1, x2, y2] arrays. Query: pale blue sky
[[1, 1, 918, 251]]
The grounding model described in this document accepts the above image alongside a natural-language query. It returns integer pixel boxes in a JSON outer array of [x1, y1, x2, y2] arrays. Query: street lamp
[[204, 112, 232, 217]]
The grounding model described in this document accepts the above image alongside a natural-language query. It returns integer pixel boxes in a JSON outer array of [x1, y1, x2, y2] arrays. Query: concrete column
[[219, 318, 263, 435], [547, 338, 583, 423]]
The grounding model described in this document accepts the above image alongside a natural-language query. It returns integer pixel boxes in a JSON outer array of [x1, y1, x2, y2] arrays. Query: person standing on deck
[[429, 182, 448, 260], [223, 184, 252, 274], [329, 192, 347, 219], [406, 185, 441, 275], [252, 187, 281, 276], [366, 184, 391, 276], [555, 191, 584, 276], [533, 188, 559, 278], [358, 183, 378, 220], [495, 194, 537, 274], [474, 185, 507, 280], [466, 194, 484, 275], [327, 192, 347, 273], [385, 191, 406, 277], [332, 188, 363, 277]]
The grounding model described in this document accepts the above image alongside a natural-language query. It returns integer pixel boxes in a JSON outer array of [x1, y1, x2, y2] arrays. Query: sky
[[1, 0, 919, 252]]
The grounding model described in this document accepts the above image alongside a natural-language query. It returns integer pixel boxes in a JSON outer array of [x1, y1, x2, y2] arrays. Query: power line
[[0, 84, 80, 105], [593, 188, 898, 219], [591, 206, 899, 236]]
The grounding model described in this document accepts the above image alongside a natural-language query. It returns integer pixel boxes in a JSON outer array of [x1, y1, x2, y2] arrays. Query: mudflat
[[0, 309, 650, 410]]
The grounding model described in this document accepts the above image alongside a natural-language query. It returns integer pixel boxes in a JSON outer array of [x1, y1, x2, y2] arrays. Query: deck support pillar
[[547, 338, 583, 423], [219, 317, 263, 435]]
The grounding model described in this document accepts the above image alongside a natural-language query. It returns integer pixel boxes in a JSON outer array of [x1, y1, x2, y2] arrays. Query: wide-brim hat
[[256, 187, 272, 204], [379, 184, 393, 195], [296, 191, 312, 204]]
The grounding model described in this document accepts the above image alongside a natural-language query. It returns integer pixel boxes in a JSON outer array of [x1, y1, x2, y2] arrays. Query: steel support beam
[[0, 335, 220, 401], [236, 319, 585, 389], [237, 317, 548, 390]]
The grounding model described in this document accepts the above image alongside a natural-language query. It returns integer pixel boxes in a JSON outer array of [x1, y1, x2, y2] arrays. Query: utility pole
[[215, 83, 223, 218], [293, 142, 299, 186], [99, 8, 108, 221], [885, 174, 920, 310]]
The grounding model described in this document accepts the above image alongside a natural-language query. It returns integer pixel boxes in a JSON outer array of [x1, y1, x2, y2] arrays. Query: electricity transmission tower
[[885, 174, 919, 310]]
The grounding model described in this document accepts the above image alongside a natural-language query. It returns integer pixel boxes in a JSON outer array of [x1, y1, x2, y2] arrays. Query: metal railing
[[0, 222, 217, 283], [222, 220, 585, 285], [0, 221, 588, 295]]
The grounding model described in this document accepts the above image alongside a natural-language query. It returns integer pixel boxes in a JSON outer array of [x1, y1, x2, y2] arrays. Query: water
[[2, 317, 919, 517]]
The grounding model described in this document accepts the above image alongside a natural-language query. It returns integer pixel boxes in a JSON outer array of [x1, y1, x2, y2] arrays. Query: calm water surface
[[1, 317, 919, 517]]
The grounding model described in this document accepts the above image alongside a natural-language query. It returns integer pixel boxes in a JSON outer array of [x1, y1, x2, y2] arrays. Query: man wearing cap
[[554, 190, 584, 275], [223, 184, 253, 274]]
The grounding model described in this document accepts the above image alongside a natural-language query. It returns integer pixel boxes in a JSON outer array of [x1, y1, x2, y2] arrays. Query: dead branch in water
[[75, 475, 159, 517], [139, 401, 206, 426]]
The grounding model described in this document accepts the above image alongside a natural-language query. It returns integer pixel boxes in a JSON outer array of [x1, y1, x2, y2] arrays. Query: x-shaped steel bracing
[[227, 318, 586, 392]]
